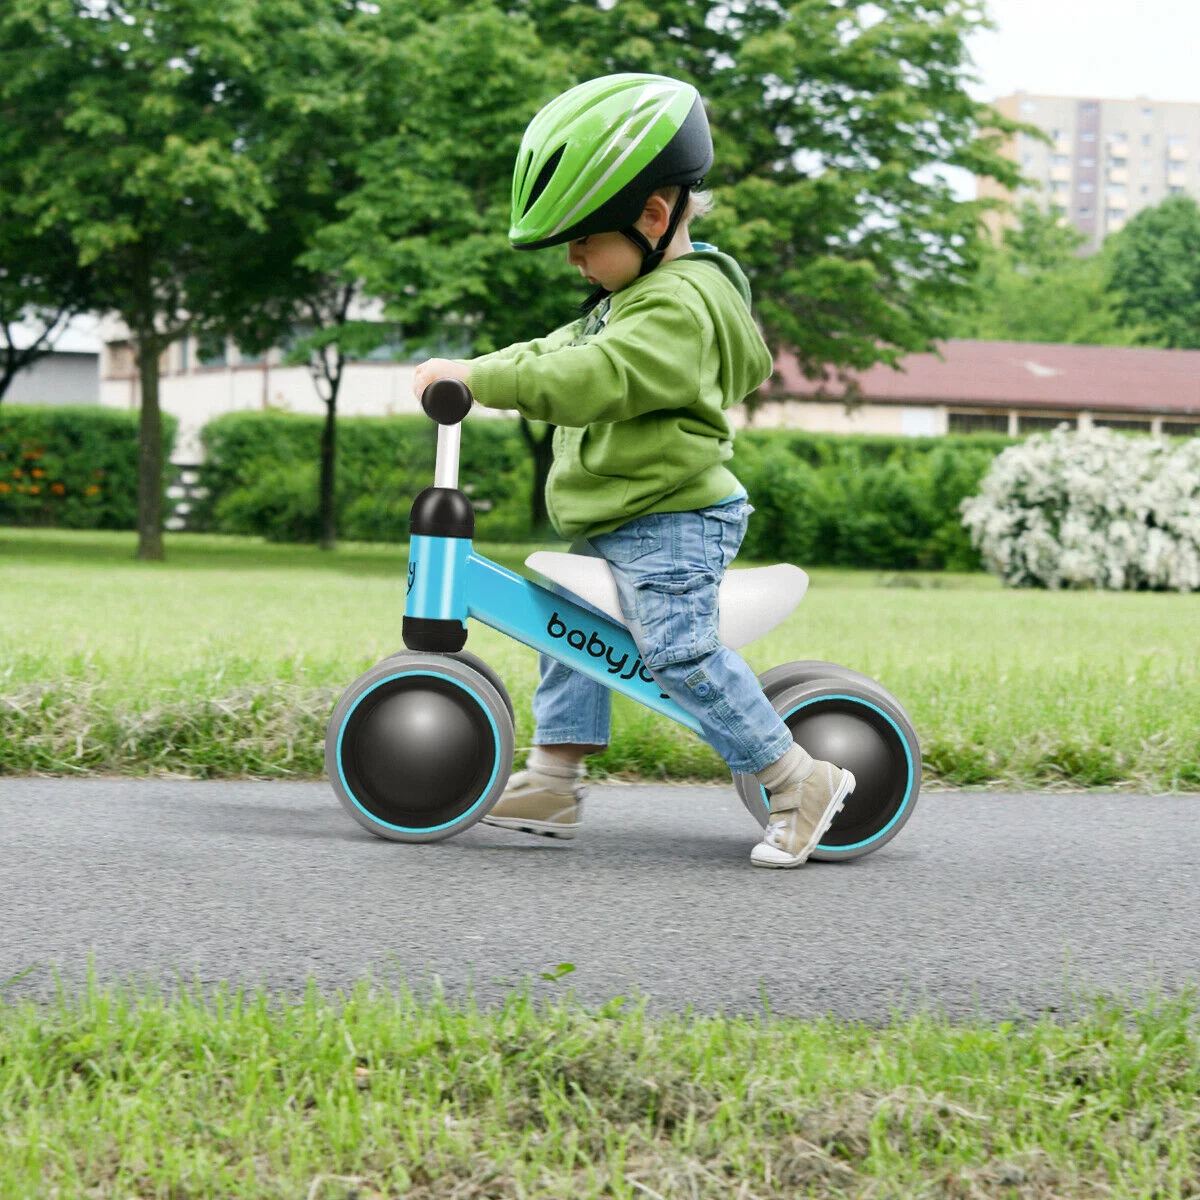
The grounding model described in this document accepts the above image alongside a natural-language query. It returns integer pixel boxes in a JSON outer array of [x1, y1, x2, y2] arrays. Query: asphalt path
[[3, 778, 1198, 1022]]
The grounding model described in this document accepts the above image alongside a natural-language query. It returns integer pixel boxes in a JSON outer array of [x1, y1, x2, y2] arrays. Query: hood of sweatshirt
[[646, 243, 773, 410]]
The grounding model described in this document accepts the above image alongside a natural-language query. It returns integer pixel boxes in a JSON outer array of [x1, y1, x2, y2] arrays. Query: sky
[[940, 0, 1199, 199]]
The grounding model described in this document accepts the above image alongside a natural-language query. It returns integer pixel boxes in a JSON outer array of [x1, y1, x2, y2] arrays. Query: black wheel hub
[[339, 675, 496, 830]]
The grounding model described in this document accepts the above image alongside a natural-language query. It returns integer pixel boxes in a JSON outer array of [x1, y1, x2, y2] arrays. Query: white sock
[[754, 742, 814, 794], [526, 746, 586, 794]]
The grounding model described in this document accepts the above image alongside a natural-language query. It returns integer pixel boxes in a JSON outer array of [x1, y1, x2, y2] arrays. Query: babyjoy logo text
[[407, 562, 416, 595], [547, 611, 670, 699]]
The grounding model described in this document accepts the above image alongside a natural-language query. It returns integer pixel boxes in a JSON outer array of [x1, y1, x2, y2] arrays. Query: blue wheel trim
[[757, 692, 916, 853], [336, 669, 503, 834]]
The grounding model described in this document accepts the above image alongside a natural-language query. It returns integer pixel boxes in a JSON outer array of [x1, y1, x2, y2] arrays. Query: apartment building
[[977, 93, 1200, 252]]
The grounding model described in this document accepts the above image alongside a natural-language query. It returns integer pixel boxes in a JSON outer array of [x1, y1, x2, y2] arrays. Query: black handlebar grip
[[421, 377, 474, 425]]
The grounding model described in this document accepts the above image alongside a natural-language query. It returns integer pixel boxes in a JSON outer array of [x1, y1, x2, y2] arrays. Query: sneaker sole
[[750, 769, 856, 869], [480, 815, 578, 840]]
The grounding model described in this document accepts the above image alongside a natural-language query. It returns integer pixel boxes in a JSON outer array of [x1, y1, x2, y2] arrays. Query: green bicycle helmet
[[509, 73, 713, 285]]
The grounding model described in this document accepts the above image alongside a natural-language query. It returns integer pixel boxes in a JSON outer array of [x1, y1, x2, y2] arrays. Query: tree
[[232, 1, 392, 552], [508, 0, 1032, 409], [945, 201, 1142, 345], [324, 1, 579, 536], [0, 0, 307, 560], [1106, 195, 1200, 349]]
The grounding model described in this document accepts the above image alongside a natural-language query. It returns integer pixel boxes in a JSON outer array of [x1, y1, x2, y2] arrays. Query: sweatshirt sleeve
[[461, 317, 585, 371], [468, 291, 703, 426]]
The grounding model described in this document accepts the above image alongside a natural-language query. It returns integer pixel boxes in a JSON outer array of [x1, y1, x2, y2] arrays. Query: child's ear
[[640, 193, 673, 238]]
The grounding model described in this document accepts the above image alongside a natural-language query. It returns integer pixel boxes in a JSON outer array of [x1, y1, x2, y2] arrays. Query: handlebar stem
[[434, 423, 462, 490]]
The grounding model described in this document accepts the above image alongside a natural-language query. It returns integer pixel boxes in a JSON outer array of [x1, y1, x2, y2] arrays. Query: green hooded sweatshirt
[[466, 244, 774, 541]]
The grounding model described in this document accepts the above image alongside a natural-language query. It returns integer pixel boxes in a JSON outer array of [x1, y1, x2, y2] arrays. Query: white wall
[[101, 359, 510, 463], [5, 353, 100, 406]]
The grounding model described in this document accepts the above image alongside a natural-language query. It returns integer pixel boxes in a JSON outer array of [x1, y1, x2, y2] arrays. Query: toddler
[[412, 73, 855, 867]]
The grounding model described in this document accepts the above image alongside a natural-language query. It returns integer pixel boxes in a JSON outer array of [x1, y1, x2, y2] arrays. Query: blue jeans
[[531, 498, 797, 775]]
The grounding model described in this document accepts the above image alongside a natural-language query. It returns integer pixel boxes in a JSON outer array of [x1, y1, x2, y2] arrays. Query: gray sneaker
[[750, 760, 856, 868], [481, 769, 584, 839]]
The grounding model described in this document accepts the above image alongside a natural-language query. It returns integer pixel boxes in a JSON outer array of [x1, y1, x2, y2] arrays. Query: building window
[[1082, 102, 1098, 114], [1093, 416, 1152, 432], [1141, 159, 1153, 175], [1019, 414, 1076, 434], [1169, 186, 1185, 196], [197, 335, 228, 368], [1020, 99, 1037, 115], [1108, 183, 1126, 197], [1142, 185, 1150, 195], [1081, 131, 1096, 143], [1162, 420, 1199, 437], [1167, 135, 1188, 150], [1050, 154, 1070, 168], [1079, 157, 1095, 168], [949, 411, 1009, 435], [1021, 154, 1034, 168], [177, 338, 189, 374], [1078, 206, 1092, 218], [1078, 181, 1094, 193], [1143, 134, 1153, 148], [107, 341, 136, 379], [1142, 106, 1154, 119]]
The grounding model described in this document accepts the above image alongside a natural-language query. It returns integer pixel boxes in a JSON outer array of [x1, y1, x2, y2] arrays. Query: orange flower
[[85, 484, 101, 496], [29, 485, 40, 495], [50, 482, 66, 496], [11, 468, 21, 478], [31, 468, 45, 478], [0, 482, 9, 494]]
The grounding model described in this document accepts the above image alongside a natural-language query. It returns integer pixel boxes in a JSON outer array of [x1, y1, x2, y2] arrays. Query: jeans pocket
[[701, 500, 753, 573], [631, 569, 721, 669]]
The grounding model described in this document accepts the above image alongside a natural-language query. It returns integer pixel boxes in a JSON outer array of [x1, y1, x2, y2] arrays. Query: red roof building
[[738, 339, 1200, 438]]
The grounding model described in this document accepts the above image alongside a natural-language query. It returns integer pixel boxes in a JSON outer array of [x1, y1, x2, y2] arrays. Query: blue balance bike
[[326, 380, 922, 860]]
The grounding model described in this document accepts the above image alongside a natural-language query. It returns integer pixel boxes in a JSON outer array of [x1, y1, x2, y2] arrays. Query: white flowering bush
[[960, 426, 1200, 591]]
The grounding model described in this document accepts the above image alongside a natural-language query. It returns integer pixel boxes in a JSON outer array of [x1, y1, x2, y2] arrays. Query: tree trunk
[[135, 336, 165, 561], [520, 417, 556, 539], [319, 388, 338, 552]]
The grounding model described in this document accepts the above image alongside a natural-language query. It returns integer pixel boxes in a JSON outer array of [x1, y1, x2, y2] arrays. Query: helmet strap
[[624, 185, 692, 278]]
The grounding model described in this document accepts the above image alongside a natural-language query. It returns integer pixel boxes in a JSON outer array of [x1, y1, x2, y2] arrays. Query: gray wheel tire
[[732, 666, 922, 862], [326, 654, 514, 843], [379, 647, 515, 727]]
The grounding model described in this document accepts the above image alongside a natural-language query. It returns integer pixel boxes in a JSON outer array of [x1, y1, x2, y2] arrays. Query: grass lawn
[[3, 527, 1198, 790], [2, 968, 1199, 1198]]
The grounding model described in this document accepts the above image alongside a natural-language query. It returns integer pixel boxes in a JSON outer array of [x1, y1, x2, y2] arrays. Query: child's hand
[[412, 358, 471, 401]]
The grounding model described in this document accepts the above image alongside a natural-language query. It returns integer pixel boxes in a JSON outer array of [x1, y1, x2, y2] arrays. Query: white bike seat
[[524, 551, 808, 650]]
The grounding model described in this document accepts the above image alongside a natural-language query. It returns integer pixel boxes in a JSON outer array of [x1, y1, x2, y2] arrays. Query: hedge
[[0, 405, 178, 530], [193, 411, 1012, 570]]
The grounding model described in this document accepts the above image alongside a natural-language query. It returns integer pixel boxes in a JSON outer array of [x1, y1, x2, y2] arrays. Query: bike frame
[[405, 532, 707, 739]]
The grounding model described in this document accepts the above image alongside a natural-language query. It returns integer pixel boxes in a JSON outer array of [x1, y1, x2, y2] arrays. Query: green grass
[[3, 527, 1199, 790], [3, 966, 1200, 1198]]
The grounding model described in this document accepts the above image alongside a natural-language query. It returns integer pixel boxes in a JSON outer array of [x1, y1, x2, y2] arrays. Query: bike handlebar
[[421, 378, 474, 426]]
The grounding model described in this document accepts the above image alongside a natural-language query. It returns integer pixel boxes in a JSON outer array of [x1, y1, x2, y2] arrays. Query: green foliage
[[194, 410, 1006, 566], [195, 411, 528, 543], [324, 4, 581, 355], [0, 406, 176, 530], [945, 202, 1140, 345], [730, 429, 1008, 570], [1106, 195, 1200, 348]]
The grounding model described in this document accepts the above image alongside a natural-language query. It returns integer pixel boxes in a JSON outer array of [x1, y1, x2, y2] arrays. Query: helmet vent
[[523, 144, 566, 217]]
